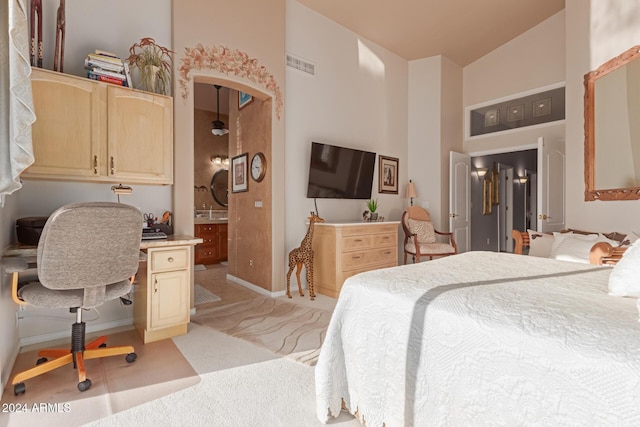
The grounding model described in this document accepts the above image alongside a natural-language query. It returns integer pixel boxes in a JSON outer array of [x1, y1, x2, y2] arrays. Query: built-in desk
[[3, 235, 202, 344]]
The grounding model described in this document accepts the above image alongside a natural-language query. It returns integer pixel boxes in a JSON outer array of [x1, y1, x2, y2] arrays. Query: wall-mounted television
[[306, 142, 376, 199]]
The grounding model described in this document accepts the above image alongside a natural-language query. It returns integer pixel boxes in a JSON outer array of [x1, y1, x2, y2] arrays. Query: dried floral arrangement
[[126, 37, 173, 95]]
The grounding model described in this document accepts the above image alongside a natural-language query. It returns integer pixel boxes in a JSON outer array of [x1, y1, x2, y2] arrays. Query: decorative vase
[[370, 212, 378, 221]]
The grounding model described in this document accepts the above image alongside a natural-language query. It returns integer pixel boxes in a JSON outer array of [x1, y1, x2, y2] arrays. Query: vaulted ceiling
[[297, 0, 565, 66]]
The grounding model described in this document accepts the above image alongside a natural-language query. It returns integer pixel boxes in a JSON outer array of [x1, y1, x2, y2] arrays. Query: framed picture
[[482, 178, 493, 215], [379, 155, 399, 194], [238, 91, 253, 109], [231, 153, 248, 193]]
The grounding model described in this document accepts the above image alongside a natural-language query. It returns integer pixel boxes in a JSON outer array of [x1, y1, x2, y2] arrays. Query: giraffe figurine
[[286, 212, 325, 300]]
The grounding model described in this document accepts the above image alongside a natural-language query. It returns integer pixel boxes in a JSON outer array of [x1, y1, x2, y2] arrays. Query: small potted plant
[[366, 199, 378, 221], [126, 37, 173, 95]]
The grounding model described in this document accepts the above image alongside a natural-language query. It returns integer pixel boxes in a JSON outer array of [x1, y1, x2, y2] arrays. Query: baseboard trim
[[226, 274, 288, 298], [1, 340, 20, 393], [18, 318, 134, 348]]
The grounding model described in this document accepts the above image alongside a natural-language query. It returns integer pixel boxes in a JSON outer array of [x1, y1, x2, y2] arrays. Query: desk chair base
[[12, 310, 137, 395]]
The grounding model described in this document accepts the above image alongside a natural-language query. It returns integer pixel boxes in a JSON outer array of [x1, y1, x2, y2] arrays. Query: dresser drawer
[[342, 235, 373, 252], [341, 246, 397, 270], [150, 248, 189, 272], [373, 232, 396, 247]]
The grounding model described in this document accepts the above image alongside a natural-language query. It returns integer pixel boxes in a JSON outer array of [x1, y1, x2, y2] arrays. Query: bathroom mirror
[[584, 45, 640, 201], [210, 169, 229, 207]]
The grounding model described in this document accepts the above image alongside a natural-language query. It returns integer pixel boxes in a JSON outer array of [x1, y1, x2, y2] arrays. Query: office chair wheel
[[14, 382, 26, 395], [77, 379, 92, 392], [36, 357, 48, 365], [125, 352, 137, 363]]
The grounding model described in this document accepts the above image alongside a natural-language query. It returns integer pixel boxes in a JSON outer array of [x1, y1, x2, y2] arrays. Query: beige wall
[[172, 0, 285, 292], [194, 109, 229, 211], [564, 0, 640, 233], [227, 93, 273, 290]]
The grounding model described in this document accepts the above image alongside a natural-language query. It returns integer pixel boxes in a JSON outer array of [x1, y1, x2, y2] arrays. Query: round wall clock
[[250, 152, 267, 182]]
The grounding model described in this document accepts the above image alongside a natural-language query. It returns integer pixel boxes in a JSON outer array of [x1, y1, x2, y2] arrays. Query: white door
[[449, 152, 470, 253], [537, 137, 566, 232]]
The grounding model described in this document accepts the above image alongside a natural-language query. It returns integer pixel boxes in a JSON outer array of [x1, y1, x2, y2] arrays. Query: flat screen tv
[[306, 142, 376, 199]]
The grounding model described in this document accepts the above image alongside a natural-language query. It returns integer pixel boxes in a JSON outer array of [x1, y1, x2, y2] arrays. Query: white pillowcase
[[609, 239, 640, 297], [622, 231, 640, 246], [550, 233, 617, 264], [526, 229, 555, 258]]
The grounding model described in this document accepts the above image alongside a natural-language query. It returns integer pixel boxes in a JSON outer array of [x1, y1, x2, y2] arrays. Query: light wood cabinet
[[134, 246, 191, 343], [194, 223, 228, 265], [23, 68, 173, 184], [312, 222, 400, 298]]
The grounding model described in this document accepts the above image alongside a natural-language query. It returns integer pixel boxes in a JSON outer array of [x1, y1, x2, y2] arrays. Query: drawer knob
[[168, 257, 174, 262]]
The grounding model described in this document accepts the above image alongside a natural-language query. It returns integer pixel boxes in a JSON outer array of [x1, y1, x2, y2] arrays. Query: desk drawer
[[341, 246, 396, 270], [150, 248, 189, 272]]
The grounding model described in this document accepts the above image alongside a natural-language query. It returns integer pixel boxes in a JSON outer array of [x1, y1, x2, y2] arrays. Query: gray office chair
[[10, 202, 143, 395]]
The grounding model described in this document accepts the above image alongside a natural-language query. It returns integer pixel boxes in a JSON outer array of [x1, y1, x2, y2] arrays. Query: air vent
[[286, 54, 316, 76]]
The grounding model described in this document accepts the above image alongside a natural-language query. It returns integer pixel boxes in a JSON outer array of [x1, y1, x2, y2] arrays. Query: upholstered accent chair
[[401, 206, 457, 264], [9, 202, 143, 395]]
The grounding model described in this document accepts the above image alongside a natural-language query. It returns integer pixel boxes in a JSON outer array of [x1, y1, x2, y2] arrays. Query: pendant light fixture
[[211, 85, 229, 136]]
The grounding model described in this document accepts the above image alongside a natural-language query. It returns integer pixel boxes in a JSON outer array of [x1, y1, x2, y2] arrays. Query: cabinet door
[[107, 86, 173, 184], [150, 270, 189, 330], [25, 69, 106, 178]]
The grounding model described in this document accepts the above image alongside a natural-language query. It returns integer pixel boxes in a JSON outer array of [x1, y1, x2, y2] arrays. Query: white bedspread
[[315, 251, 640, 426]]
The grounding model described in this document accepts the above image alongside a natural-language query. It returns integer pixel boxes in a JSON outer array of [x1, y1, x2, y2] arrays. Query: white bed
[[315, 251, 640, 426]]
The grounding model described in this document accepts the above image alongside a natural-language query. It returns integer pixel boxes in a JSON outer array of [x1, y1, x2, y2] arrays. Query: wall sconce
[[211, 155, 229, 166], [405, 179, 417, 206], [476, 167, 488, 178], [518, 176, 528, 184]]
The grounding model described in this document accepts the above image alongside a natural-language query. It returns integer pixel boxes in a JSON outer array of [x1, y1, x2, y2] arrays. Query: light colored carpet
[[194, 284, 222, 305], [1, 329, 200, 427], [85, 357, 360, 427], [192, 296, 331, 361]]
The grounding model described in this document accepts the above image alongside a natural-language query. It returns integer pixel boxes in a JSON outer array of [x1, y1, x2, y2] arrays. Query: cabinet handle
[[168, 257, 174, 262], [352, 255, 361, 259], [354, 239, 363, 242], [93, 155, 98, 174], [154, 277, 158, 293], [383, 250, 391, 255], [110, 156, 115, 175]]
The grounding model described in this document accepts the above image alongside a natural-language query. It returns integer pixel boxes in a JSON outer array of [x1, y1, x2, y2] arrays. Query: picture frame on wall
[[231, 153, 248, 193], [379, 155, 399, 194], [238, 91, 253, 109]]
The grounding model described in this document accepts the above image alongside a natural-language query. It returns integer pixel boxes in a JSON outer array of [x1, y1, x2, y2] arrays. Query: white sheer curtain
[[0, 0, 35, 207]]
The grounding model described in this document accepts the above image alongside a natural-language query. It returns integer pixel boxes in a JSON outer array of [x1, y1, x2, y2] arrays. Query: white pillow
[[550, 233, 608, 264], [622, 231, 640, 246], [609, 239, 640, 297], [526, 229, 554, 258]]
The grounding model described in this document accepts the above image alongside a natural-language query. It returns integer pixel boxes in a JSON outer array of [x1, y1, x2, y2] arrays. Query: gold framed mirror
[[584, 45, 640, 201]]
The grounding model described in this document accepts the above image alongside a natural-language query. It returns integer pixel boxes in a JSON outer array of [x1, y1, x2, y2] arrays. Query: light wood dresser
[[312, 221, 400, 298]]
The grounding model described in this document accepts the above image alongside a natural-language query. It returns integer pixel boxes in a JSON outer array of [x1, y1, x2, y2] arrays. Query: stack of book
[[85, 50, 132, 88]]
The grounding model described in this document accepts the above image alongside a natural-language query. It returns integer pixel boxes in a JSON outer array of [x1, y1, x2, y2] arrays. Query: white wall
[[463, 10, 566, 155], [285, 1, 408, 260], [564, 0, 640, 234], [0, 195, 20, 390]]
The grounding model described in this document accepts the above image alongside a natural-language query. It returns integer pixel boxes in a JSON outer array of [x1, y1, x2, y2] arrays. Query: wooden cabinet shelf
[[312, 222, 399, 298], [23, 68, 173, 184]]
